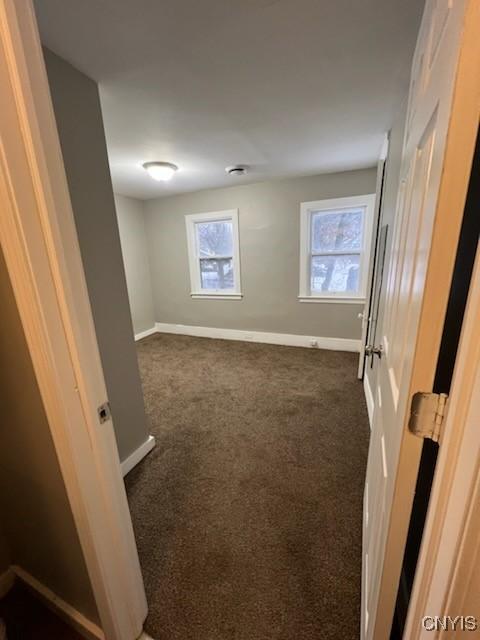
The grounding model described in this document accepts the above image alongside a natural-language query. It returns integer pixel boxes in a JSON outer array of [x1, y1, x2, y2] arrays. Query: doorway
[[2, 1, 479, 640]]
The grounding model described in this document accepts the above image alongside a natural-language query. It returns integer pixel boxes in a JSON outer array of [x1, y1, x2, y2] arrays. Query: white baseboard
[[121, 435, 156, 477], [11, 565, 104, 640], [364, 373, 374, 429], [0, 567, 14, 598], [134, 326, 157, 341], [153, 322, 360, 352]]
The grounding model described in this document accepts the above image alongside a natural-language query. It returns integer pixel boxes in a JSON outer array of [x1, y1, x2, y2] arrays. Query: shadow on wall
[[0, 247, 99, 624], [43, 48, 149, 463]]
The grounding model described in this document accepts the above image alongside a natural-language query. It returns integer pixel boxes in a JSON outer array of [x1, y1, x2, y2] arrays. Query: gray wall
[[44, 49, 149, 461], [365, 101, 408, 394], [115, 194, 155, 335], [0, 249, 99, 623], [144, 169, 377, 339]]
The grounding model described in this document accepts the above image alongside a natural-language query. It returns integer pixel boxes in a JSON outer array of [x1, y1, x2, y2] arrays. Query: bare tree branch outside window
[[311, 208, 364, 293], [196, 220, 234, 290]]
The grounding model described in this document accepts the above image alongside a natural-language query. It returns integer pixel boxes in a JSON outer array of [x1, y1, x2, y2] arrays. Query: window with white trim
[[299, 194, 375, 302], [185, 209, 242, 299]]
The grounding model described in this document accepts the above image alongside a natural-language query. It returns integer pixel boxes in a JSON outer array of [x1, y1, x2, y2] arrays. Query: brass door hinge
[[408, 392, 448, 443]]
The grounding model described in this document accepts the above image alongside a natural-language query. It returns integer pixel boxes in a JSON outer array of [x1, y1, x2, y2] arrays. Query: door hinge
[[408, 392, 448, 442]]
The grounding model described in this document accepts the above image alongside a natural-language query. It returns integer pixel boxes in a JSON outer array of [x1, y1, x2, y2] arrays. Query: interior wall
[[144, 169, 377, 339], [0, 249, 99, 623], [115, 194, 155, 336], [0, 529, 10, 576], [364, 100, 408, 395], [43, 49, 149, 462]]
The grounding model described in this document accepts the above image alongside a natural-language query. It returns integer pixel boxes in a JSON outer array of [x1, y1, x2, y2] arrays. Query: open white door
[[362, 1, 480, 638]]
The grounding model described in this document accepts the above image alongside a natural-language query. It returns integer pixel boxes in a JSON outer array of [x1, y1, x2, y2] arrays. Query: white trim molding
[[121, 435, 156, 477], [379, 132, 390, 161], [185, 208, 242, 299], [299, 194, 376, 303], [12, 565, 104, 640], [298, 296, 366, 304], [0, 567, 14, 598], [154, 322, 360, 352], [190, 293, 243, 300], [134, 326, 157, 342]]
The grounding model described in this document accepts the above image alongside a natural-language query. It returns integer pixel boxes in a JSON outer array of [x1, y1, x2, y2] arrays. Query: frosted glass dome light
[[143, 161, 178, 181]]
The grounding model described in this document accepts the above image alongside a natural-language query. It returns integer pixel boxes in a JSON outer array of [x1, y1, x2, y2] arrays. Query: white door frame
[[405, 240, 480, 637], [403, 3, 480, 632], [0, 1, 147, 639], [357, 134, 389, 379]]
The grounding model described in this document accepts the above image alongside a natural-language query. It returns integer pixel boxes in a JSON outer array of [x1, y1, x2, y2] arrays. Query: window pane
[[312, 208, 363, 252], [200, 258, 234, 290], [196, 220, 233, 257], [311, 254, 360, 294]]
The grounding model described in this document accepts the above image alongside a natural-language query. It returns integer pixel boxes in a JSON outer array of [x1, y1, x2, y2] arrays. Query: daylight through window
[[299, 195, 375, 301], [197, 219, 234, 290], [310, 208, 364, 294], [185, 209, 242, 299]]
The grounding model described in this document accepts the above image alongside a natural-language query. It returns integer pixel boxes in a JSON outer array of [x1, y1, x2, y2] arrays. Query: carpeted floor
[[126, 333, 370, 640]]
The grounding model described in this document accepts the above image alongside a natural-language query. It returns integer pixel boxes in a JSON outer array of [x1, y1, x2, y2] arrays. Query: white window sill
[[298, 296, 365, 305], [190, 292, 243, 300]]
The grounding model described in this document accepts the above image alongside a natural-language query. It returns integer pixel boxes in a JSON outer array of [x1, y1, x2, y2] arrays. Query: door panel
[[362, 1, 472, 638], [427, 0, 453, 70], [389, 116, 436, 396]]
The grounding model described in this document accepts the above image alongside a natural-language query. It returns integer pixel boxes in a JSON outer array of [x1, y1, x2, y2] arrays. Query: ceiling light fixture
[[143, 161, 178, 181]]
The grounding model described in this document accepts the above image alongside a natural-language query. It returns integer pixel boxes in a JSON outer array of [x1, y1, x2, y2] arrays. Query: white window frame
[[298, 194, 376, 303], [185, 209, 242, 300]]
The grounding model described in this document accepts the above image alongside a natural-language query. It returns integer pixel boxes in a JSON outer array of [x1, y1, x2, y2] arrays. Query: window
[[299, 194, 375, 302], [185, 209, 242, 299]]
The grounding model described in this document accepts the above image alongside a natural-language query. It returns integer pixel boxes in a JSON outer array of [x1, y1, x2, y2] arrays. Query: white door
[[362, 1, 476, 638]]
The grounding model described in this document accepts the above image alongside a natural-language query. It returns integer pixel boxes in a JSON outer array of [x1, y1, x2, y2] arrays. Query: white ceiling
[[34, 0, 424, 200]]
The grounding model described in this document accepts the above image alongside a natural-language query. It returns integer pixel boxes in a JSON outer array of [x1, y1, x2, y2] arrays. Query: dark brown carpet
[[126, 333, 369, 640]]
